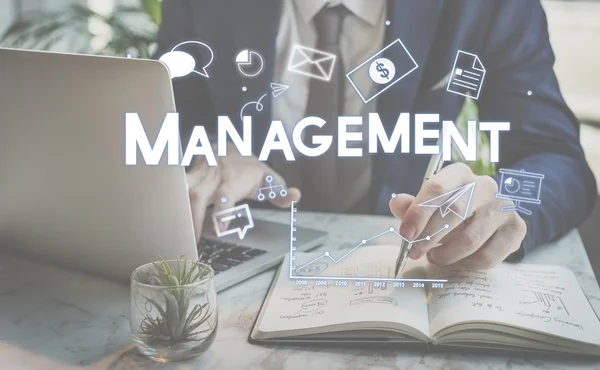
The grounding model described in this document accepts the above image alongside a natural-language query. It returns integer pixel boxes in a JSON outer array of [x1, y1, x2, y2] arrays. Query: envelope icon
[[287, 45, 337, 81]]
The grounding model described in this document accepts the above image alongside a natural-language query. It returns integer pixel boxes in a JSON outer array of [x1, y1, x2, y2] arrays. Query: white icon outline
[[257, 175, 288, 201], [235, 49, 264, 78], [418, 182, 476, 220], [270, 82, 290, 98], [496, 169, 545, 215], [288, 202, 448, 283], [368, 57, 396, 85], [446, 50, 486, 100], [212, 204, 255, 240], [287, 44, 337, 82], [240, 93, 267, 122], [346, 38, 419, 104], [161, 40, 214, 78]]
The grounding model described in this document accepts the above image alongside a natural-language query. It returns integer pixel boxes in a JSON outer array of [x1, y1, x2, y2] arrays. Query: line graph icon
[[289, 201, 448, 283], [295, 225, 448, 272]]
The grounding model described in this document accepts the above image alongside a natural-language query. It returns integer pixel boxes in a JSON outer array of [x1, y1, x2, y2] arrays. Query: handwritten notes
[[427, 264, 600, 345], [256, 248, 431, 339], [254, 246, 600, 351]]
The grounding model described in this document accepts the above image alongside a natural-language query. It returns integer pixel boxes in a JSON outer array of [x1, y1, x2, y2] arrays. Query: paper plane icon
[[418, 182, 475, 220], [270, 82, 289, 98]]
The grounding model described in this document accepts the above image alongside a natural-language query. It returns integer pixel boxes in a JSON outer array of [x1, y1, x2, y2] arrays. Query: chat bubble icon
[[159, 51, 196, 78], [159, 40, 214, 79], [212, 204, 254, 239]]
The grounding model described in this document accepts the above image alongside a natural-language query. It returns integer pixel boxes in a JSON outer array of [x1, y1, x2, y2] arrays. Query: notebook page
[[256, 246, 431, 339], [427, 263, 600, 345]]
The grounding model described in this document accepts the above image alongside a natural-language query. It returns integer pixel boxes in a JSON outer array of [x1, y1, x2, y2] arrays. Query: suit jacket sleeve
[[478, 0, 597, 256], [155, 0, 217, 146]]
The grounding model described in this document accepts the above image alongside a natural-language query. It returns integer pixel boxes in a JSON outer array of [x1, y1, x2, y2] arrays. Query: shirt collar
[[293, 0, 385, 27]]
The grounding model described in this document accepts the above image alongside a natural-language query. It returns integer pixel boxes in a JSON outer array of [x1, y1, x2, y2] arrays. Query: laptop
[[0, 48, 327, 291]]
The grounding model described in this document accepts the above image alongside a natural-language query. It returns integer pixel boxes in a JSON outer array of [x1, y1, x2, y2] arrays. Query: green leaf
[[186, 307, 213, 335], [141, 0, 162, 26], [183, 261, 200, 284], [157, 255, 175, 276], [181, 258, 188, 283], [163, 290, 181, 338], [151, 260, 169, 277], [143, 297, 168, 323], [453, 98, 496, 176], [192, 265, 210, 283]]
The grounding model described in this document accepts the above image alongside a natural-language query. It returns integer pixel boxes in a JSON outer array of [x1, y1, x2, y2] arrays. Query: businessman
[[156, 0, 597, 269]]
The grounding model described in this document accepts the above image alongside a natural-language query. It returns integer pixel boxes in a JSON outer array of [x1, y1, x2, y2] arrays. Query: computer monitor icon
[[496, 169, 545, 215]]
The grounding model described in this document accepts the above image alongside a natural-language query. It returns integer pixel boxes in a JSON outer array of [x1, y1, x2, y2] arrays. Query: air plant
[[138, 256, 215, 346]]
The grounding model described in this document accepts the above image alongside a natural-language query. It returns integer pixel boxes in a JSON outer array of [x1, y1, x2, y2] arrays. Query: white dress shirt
[[271, 0, 387, 212], [272, 0, 386, 128]]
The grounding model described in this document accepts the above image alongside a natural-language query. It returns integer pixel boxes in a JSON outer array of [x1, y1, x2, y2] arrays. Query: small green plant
[[454, 98, 497, 176], [138, 256, 214, 345]]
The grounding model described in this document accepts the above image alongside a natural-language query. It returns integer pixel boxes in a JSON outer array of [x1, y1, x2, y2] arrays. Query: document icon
[[447, 50, 486, 100], [287, 45, 336, 81], [346, 38, 418, 103]]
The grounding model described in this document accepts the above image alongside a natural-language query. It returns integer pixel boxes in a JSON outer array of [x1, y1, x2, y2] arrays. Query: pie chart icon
[[504, 177, 520, 193], [236, 49, 264, 77]]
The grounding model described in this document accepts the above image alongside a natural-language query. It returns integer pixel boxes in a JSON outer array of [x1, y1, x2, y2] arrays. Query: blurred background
[[1, 0, 599, 275]]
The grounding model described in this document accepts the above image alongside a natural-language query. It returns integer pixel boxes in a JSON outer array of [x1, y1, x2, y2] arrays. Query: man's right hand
[[185, 144, 301, 242]]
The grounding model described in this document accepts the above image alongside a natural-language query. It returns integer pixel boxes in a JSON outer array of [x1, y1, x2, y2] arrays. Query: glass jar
[[130, 260, 218, 362]]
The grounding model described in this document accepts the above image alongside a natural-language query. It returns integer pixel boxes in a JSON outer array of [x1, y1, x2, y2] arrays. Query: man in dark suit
[[156, 0, 596, 269]]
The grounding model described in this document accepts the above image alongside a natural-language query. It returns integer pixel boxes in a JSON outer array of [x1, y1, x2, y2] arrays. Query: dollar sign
[[376, 61, 390, 80]]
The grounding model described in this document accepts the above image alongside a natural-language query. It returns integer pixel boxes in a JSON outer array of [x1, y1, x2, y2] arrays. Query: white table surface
[[1, 210, 599, 370]]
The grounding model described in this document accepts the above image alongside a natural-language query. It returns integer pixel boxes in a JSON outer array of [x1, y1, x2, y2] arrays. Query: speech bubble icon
[[161, 40, 214, 79], [159, 51, 196, 78], [212, 204, 254, 239]]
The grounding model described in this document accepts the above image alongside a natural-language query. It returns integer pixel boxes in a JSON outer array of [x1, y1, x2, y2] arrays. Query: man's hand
[[186, 144, 301, 242], [389, 163, 527, 269]]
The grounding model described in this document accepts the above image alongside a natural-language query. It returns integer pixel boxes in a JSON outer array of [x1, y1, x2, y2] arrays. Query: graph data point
[[325, 252, 330, 256], [362, 239, 367, 244], [220, 197, 227, 203], [445, 224, 449, 228], [426, 236, 431, 241], [389, 227, 394, 232], [391, 193, 396, 198]]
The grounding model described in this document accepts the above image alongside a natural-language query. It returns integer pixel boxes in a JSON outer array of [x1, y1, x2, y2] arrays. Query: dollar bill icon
[[346, 38, 418, 103]]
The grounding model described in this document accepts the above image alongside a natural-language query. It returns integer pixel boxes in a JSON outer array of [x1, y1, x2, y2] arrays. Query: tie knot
[[313, 5, 348, 47]]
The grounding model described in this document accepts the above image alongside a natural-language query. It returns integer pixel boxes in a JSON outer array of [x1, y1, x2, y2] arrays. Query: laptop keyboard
[[197, 237, 267, 275]]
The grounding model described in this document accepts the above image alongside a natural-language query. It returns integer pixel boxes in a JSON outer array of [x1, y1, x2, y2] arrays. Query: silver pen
[[394, 138, 445, 277], [393, 76, 448, 277]]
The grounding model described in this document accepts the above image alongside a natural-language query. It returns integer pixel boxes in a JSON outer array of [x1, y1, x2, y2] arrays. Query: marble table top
[[1, 210, 599, 370]]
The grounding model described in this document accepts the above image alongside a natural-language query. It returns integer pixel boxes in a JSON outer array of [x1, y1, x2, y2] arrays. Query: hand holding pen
[[390, 160, 527, 274]]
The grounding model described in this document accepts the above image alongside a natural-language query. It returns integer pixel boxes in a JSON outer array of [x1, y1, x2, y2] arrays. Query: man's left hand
[[389, 163, 527, 269]]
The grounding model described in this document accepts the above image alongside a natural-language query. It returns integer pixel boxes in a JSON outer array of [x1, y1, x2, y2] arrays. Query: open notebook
[[250, 245, 600, 355]]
